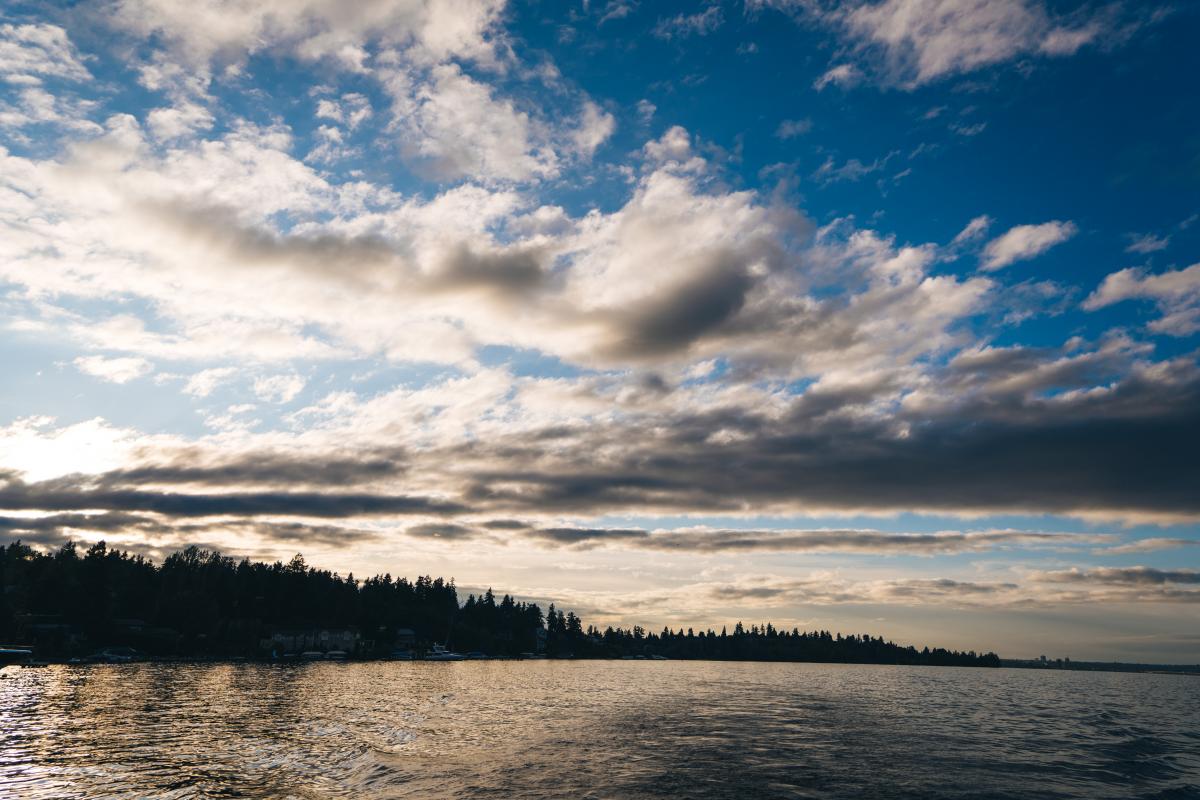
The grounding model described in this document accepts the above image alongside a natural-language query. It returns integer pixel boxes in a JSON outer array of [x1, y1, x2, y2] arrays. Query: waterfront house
[[262, 627, 360, 656]]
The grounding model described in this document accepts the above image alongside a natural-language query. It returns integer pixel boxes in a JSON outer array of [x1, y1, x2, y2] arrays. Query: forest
[[0, 540, 1000, 667]]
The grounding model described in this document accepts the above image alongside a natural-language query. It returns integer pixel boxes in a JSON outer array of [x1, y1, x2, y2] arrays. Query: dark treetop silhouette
[[0, 540, 999, 666]]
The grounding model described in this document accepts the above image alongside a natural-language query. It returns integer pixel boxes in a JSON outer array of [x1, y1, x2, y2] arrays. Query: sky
[[1, 0, 1198, 662]]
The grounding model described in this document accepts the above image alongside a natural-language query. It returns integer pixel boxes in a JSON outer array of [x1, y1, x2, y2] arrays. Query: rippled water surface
[[1, 661, 1197, 799]]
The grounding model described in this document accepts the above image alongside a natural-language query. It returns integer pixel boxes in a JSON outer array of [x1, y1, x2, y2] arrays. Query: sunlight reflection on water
[[1, 661, 1197, 799]]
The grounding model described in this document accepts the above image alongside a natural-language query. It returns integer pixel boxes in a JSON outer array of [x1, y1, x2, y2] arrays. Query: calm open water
[[0, 661, 1196, 799]]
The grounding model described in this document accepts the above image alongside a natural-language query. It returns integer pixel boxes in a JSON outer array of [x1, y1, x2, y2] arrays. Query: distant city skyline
[[0, 0, 1197, 661]]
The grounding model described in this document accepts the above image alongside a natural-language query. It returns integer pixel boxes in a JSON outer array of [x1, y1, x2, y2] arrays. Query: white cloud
[[812, 152, 896, 184], [951, 214, 992, 245], [0, 118, 1000, 382], [344, 94, 374, 129], [315, 93, 373, 130], [0, 23, 92, 84], [950, 120, 986, 137], [1083, 263, 1200, 336], [99, 0, 606, 187], [305, 124, 353, 163], [73, 355, 154, 383], [570, 100, 615, 159], [147, 102, 215, 140], [598, 1, 634, 25], [106, 0, 507, 74], [838, 0, 1110, 88], [183, 367, 239, 397], [636, 99, 656, 123], [390, 62, 559, 182], [203, 410, 260, 432], [253, 373, 307, 403], [1124, 233, 1170, 255], [0, 86, 100, 132], [981, 220, 1076, 271], [653, 6, 724, 40], [315, 98, 342, 122], [642, 125, 694, 164], [813, 63, 861, 90], [775, 118, 813, 139], [0, 416, 160, 482]]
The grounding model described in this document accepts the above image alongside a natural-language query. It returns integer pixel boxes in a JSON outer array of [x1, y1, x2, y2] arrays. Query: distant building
[[14, 614, 84, 654], [111, 618, 146, 633], [262, 628, 359, 655]]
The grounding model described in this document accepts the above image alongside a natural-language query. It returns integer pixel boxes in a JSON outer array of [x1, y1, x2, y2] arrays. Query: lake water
[[0, 661, 1196, 799]]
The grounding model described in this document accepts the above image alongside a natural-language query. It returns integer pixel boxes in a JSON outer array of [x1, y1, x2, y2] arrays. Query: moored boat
[[0, 647, 34, 666], [424, 644, 465, 661]]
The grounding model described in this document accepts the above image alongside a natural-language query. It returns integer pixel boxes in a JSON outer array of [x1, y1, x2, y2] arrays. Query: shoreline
[[6, 656, 1198, 676]]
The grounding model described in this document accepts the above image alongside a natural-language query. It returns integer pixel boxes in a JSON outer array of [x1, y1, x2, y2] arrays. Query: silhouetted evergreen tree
[[0, 540, 1000, 667]]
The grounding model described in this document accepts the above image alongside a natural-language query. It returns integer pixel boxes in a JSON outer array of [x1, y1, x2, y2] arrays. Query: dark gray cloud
[[0, 511, 378, 544], [479, 519, 532, 530], [0, 514, 379, 559], [4, 356, 1197, 529], [528, 527, 651, 547], [880, 578, 1018, 597], [707, 577, 1022, 607], [230, 521, 380, 546], [1033, 567, 1200, 586], [456, 369, 1200, 519], [522, 527, 1108, 554], [0, 470, 462, 518], [106, 448, 407, 487], [431, 242, 549, 295], [405, 523, 477, 540], [602, 256, 754, 359], [709, 585, 789, 601], [1099, 538, 1200, 555], [144, 199, 556, 305], [141, 200, 400, 286], [0, 511, 151, 535]]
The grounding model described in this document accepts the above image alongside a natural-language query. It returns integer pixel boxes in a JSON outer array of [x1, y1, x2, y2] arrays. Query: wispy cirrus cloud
[[1125, 232, 1170, 254], [813, 62, 862, 90], [838, 0, 1110, 88], [653, 6, 725, 40], [755, 0, 1157, 90], [775, 118, 813, 139]]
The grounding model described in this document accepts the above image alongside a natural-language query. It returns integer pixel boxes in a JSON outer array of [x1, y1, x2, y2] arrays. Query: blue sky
[[1, 0, 1198, 661]]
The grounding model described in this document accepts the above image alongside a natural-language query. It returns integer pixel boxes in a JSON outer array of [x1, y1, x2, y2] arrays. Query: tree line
[[0, 540, 999, 666]]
